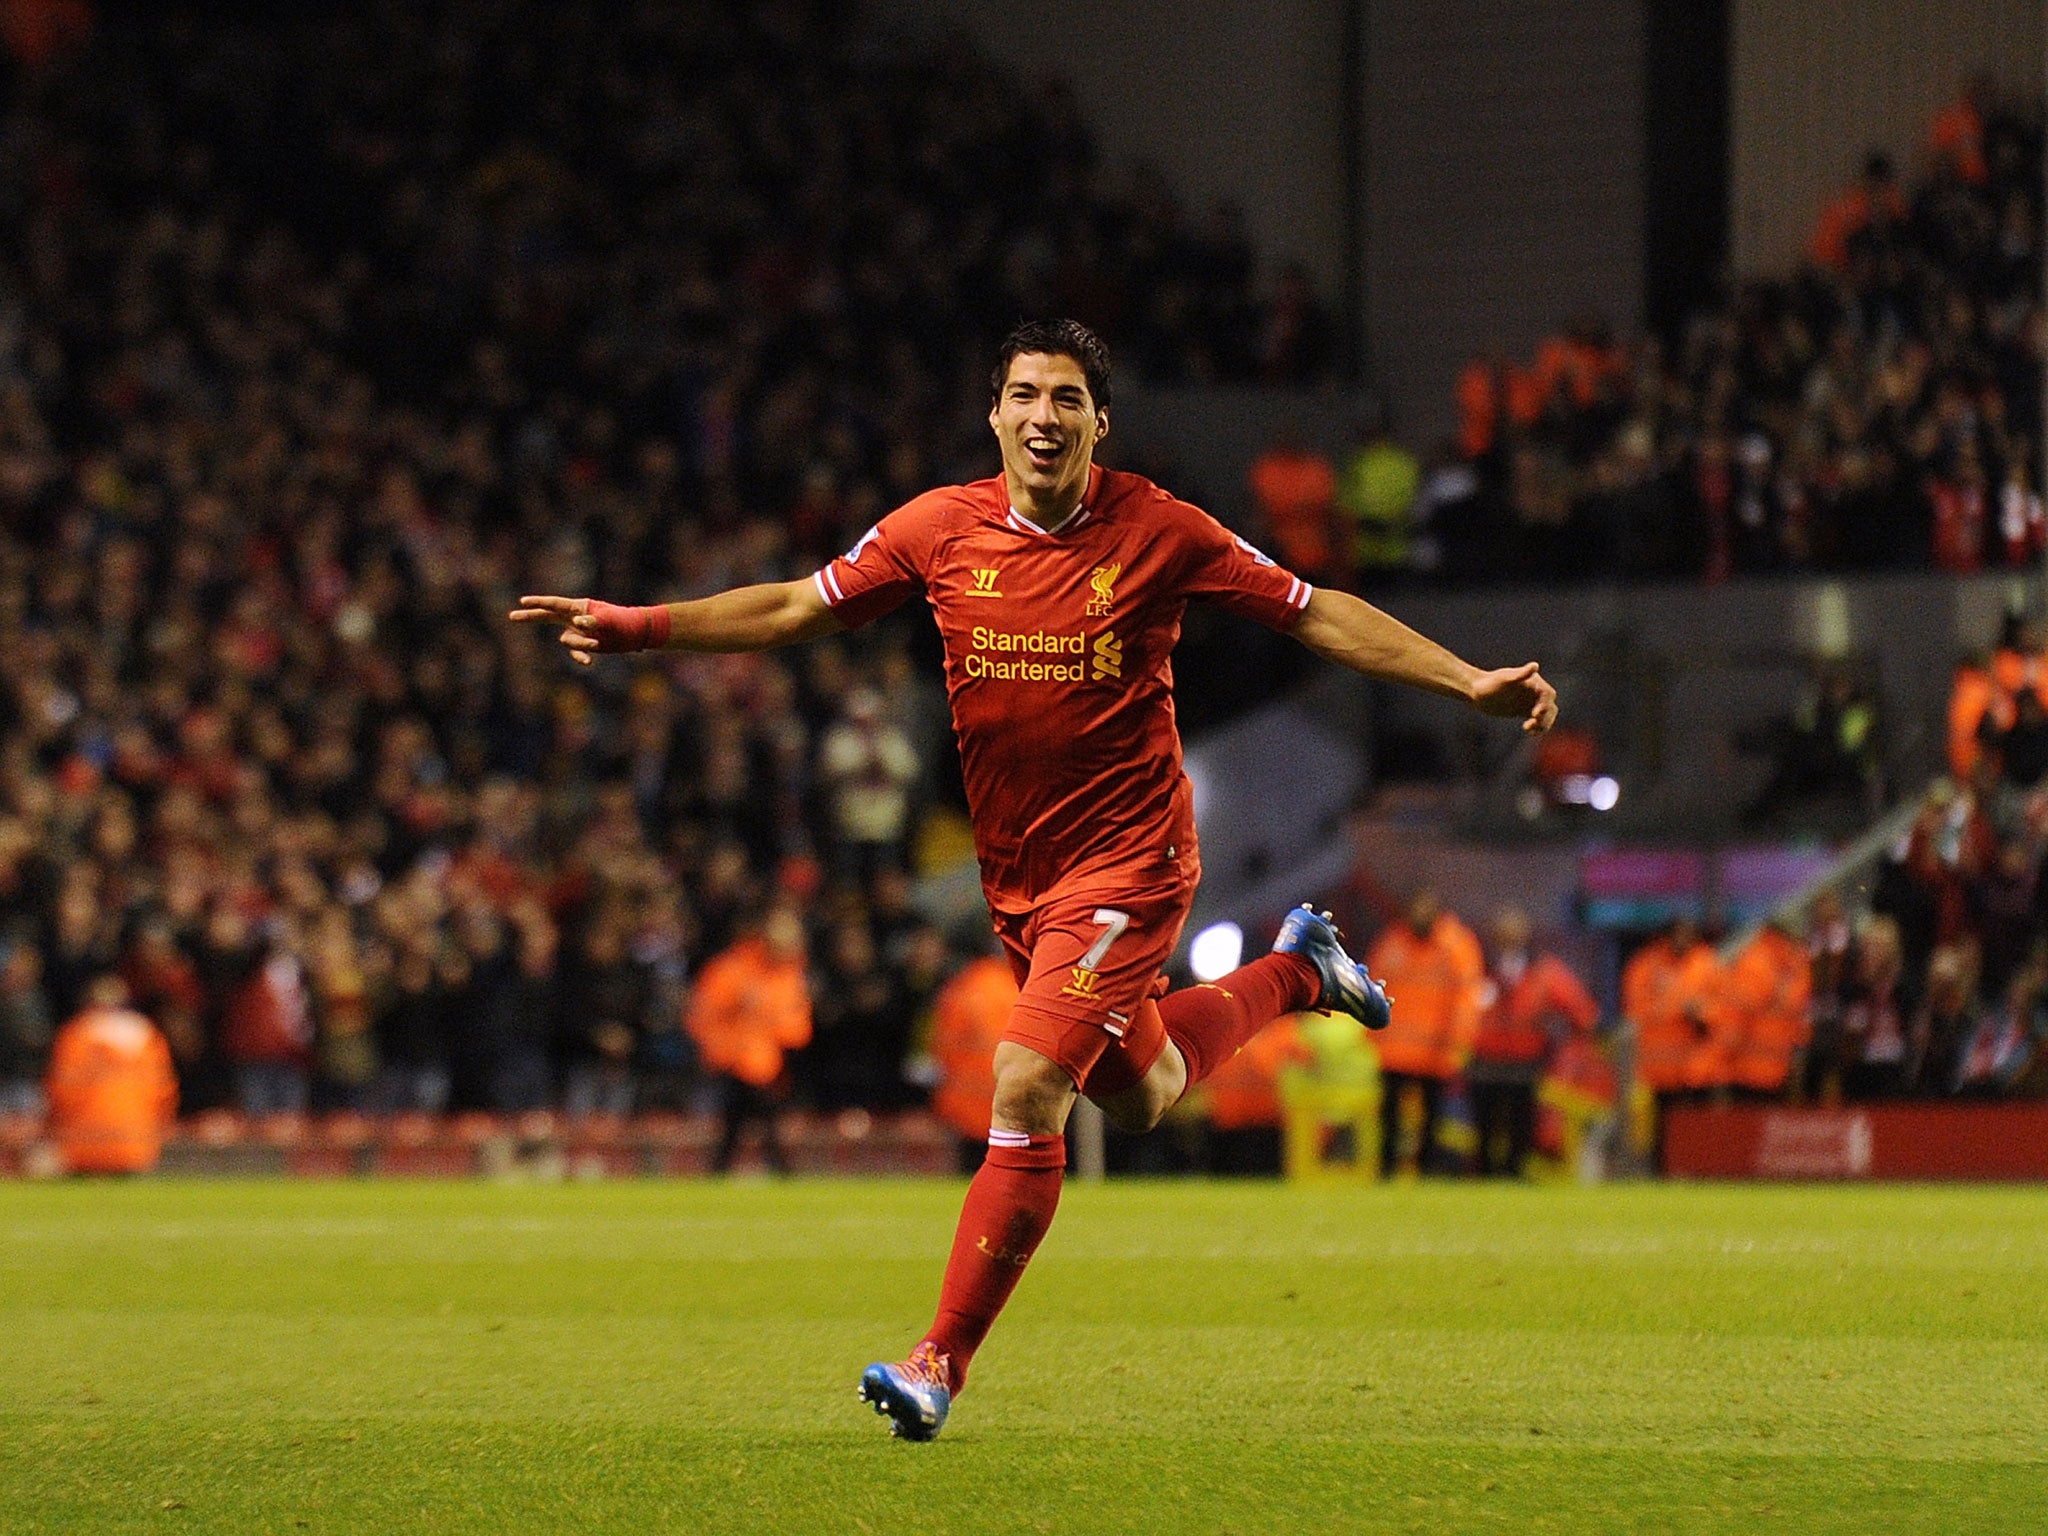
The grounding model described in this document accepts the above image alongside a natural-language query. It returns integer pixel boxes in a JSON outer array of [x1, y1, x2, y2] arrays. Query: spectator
[[371, 928, 460, 1117], [1802, 888, 1855, 1102], [559, 908, 652, 1121], [1929, 75, 1995, 187], [1201, 1014, 1307, 1176], [1840, 915, 1914, 1099], [1364, 890, 1483, 1177], [817, 691, 920, 882], [1994, 686, 2048, 786], [45, 976, 178, 1174], [0, 935, 53, 1116], [210, 911, 313, 1120], [1741, 665, 1883, 826], [120, 920, 206, 1098], [1466, 907, 1599, 1178], [1702, 918, 1813, 1101], [925, 949, 1019, 1172], [1336, 408, 1420, 575], [1808, 152, 1908, 272], [1955, 943, 2046, 1094], [307, 905, 377, 1113], [1249, 429, 1342, 585], [1908, 940, 1983, 1093], [1447, 86, 2044, 584], [1621, 918, 1721, 1149], [1904, 775, 1998, 949], [0, 0, 1341, 1141], [688, 905, 812, 1175], [803, 916, 911, 1111], [1256, 263, 1336, 382], [451, 902, 558, 1114]]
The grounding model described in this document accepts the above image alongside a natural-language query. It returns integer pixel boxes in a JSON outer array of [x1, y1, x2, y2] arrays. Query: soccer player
[[511, 319, 1556, 1440]]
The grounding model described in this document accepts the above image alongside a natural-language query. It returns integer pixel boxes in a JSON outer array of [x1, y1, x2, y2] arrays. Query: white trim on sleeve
[[812, 570, 833, 606]]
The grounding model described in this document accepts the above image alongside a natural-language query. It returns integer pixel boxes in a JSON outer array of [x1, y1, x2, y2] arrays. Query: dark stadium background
[[1, 0, 2044, 1184]]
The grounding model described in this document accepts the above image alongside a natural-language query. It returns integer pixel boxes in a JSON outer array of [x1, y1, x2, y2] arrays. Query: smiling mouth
[[1023, 436, 1063, 471]]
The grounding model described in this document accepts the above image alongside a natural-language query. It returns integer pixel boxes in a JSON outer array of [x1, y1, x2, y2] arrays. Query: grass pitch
[[2, 1179, 2046, 1534]]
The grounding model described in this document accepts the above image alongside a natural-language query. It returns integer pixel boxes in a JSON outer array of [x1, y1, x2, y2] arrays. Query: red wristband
[[585, 600, 671, 653]]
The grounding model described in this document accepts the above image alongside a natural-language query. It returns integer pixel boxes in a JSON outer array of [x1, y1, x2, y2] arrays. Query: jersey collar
[[1004, 464, 1103, 537]]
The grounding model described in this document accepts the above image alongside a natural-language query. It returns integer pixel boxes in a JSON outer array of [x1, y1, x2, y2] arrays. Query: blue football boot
[[1273, 905, 1392, 1031], [858, 1343, 952, 1441]]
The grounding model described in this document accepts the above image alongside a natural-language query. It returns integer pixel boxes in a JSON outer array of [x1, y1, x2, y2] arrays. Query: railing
[[1715, 779, 1938, 960]]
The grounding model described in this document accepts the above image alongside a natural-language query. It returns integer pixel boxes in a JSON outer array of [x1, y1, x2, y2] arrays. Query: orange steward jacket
[[1366, 915, 1484, 1079], [1471, 953, 1599, 1067], [1703, 927, 1812, 1093], [1623, 937, 1721, 1092], [686, 937, 812, 1088], [928, 956, 1017, 1140], [46, 1005, 178, 1174]]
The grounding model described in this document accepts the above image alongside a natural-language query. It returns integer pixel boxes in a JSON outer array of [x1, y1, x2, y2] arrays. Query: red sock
[[1159, 952, 1318, 1087], [921, 1132, 1064, 1396]]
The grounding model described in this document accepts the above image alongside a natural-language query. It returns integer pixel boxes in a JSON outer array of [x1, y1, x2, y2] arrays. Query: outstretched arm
[[509, 579, 841, 665], [1292, 587, 1557, 733]]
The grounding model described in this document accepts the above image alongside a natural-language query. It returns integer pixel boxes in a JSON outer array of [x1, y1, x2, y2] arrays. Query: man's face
[[989, 351, 1106, 508]]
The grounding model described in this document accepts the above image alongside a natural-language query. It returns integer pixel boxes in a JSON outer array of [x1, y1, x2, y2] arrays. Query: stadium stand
[[1440, 78, 2045, 585], [0, 0, 1337, 1150], [0, 4, 2039, 1182]]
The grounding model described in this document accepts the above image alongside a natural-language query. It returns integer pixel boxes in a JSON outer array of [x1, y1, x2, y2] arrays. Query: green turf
[[2, 1179, 2046, 1534]]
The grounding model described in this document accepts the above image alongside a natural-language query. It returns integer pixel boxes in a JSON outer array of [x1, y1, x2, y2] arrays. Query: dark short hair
[[991, 319, 1111, 410]]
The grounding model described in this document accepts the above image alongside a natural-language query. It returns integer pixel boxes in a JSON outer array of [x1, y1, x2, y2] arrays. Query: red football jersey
[[813, 466, 1311, 912]]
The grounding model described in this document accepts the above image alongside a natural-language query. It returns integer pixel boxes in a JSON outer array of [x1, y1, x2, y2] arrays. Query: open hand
[[508, 595, 601, 666], [1471, 662, 1557, 733]]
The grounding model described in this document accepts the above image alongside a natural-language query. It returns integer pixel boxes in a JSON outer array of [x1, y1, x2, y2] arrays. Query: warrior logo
[[967, 568, 1003, 597]]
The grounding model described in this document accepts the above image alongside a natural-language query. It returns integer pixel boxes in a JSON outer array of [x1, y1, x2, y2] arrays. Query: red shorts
[[993, 875, 1195, 1088]]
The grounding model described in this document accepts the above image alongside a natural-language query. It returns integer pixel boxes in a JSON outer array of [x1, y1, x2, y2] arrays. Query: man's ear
[[1095, 408, 1109, 446]]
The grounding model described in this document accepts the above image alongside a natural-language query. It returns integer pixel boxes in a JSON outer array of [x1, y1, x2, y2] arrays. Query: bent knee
[[1098, 1093, 1168, 1135], [991, 1042, 1077, 1136]]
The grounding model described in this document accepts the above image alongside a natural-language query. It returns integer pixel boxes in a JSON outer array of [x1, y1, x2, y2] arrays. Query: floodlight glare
[[1189, 921, 1244, 982]]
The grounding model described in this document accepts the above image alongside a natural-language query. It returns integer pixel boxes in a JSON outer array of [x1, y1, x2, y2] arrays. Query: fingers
[[1520, 667, 1557, 733], [507, 595, 585, 625]]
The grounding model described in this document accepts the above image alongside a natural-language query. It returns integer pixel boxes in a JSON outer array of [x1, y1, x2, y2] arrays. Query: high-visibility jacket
[[686, 937, 812, 1088], [45, 1005, 178, 1174], [1948, 663, 2005, 779], [1807, 183, 1907, 270], [1989, 646, 2048, 713], [1930, 98, 1988, 185], [1623, 937, 1721, 1093], [1366, 915, 1484, 1080], [1530, 335, 1623, 413], [1457, 361, 1502, 458], [1337, 441, 1419, 569], [927, 957, 1017, 1141], [1204, 1014, 1309, 1131], [1249, 447, 1339, 576], [1471, 953, 1599, 1067], [1702, 927, 1812, 1093]]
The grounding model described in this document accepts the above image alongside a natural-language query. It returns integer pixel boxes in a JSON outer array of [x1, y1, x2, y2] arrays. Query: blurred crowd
[[0, 0, 1341, 1136], [1408, 75, 2047, 584]]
